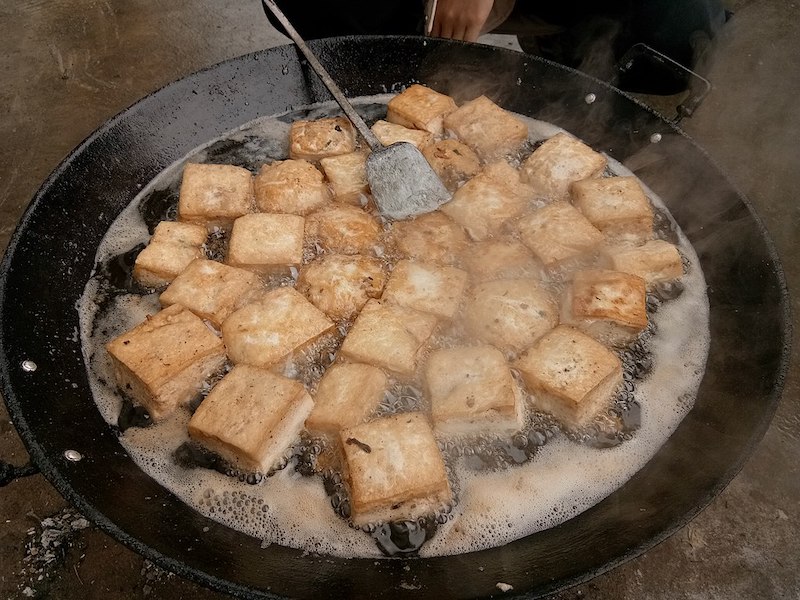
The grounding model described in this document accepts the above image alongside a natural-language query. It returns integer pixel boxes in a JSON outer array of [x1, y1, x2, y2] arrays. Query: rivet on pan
[[21, 360, 37, 373], [584, 93, 597, 104], [650, 133, 663, 144], [64, 450, 83, 462]]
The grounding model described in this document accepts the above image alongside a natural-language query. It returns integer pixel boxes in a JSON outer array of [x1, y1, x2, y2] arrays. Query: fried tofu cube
[[517, 201, 605, 270], [601, 240, 684, 288], [389, 211, 468, 266], [443, 95, 529, 160], [289, 117, 356, 161], [319, 151, 370, 202], [188, 365, 313, 473], [521, 132, 607, 201], [561, 269, 648, 346], [305, 363, 388, 438], [386, 84, 457, 135], [226, 213, 305, 274], [420, 139, 481, 192], [254, 159, 331, 216], [177, 163, 254, 229], [371, 119, 434, 148], [339, 299, 438, 377], [514, 325, 622, 428], [571, 176, 653, 243], [296, 254, 386, 321], [159, 259, 261, 328], [304, 205, 381, 255], [464, 279, 558, 355], [106, 304, 225, 421], [133, 221, 207, 287], [341, 412, 451, 526], [426, 346, 526, 437], [461, 240, 544, 282], [382, 259, 468, 319], [222, 287, 335, 369]]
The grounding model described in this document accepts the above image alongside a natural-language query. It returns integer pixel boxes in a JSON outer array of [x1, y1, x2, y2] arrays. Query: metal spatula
[[262, 0, 451, 220]]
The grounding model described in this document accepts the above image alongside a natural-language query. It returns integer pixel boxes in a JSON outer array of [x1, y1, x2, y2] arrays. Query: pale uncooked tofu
[[188, 364, 313, 473], [571, 176, 653, 243], [389, 211, 468, 266], [561, 269, 648, 346], [226, 213, 305, 273], [425, 345, 526, 437], [516, 201, 605, 270], [305, 363, 388, 438], [386, 84, 457, 135], [340, 412, 451, 526], [460, 240, 544, 282], [514, 325, 623, 428], [222, 287, 335, 369], [382, 259, 468, 319], [289, 117, 356, 161], [420, 139, 481, 192], [254, 159, 331, 216], [177, 163, 255, 229], [106, 304, 225, 421], [443, 95, 528, 160], [370, 119, 434, 148], [133, 221, 207, 288], [339, 299, 438, 377], [296, 254, 386, 321], [304, 205, 381, 255], [319, 151, 370, 202], [464, 278, 558, 355], [159, 258, 261, 328], [520, 132, 607, 201], [601, 239, 683, 288]]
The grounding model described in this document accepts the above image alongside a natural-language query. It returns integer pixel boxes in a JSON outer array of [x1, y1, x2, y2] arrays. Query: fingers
[[432, 0, 494, 42]]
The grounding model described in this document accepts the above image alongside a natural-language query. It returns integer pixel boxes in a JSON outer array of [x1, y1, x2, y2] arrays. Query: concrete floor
[[1, 1, 798, 598]]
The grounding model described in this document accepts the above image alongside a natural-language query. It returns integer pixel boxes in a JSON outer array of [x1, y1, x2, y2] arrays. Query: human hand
[[429, 0, 495, 42]]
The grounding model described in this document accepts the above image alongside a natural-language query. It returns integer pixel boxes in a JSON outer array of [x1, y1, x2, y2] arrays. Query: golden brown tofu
[[341, 412, 452, 526], [133, 221, 207, 288], [520, 132, 607, 201], [382, 259, 468, 319], [386, 84, 457, 135], [571, 176, 653, 243], [304, 205, 382, 255], [601, 239, 684, 288], [443, 95, 529, 160], [226, 213, 305, 274], [514, 325, 623, 428], [460, 240, 544, 282], [188, 364, 314, 473], [254, 159, 331, 216], [159, 258, 261, 328], [289, 117, 356, 161], [106, 304, 225, 421], [370, 119, 434, 148], [221, 287, 335, 369], [420, 139, 481, 192], [319, 151, 370, 203], [389, 211, 468, 266], [177, 163, 255, 229]]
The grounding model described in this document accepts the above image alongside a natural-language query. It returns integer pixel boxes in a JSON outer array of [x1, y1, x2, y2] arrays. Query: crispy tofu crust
[[381, 259, 468, 319], [226, 213, 305, 273], [304, 204, 382, 255], [420, 139, 481, 192], [289, 117, 356, 161], [571, 176, 653, 243], [460, 240, 544, 282], [443, 95, 529, 160], [371, 119, 434, 148], [386, 84, 457, 135], [254, 159, 331, 216], [133, 221, 208, 288], [389, 211, 469, 266], [601, 239, 684, 288], [177, 163, 254, 229], [319, 151, 370, 202]]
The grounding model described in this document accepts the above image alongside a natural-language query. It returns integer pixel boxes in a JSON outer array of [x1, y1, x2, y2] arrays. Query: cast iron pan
[[0, 37, 790, 598]]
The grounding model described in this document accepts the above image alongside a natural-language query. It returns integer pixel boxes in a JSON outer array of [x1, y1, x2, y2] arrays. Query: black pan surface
[[0, 37, 790, 599]]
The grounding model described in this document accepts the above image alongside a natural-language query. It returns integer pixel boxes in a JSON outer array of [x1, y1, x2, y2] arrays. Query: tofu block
[[420, 139, 481, 192], [339, 299, 438, 377], [386, 84, 457, 135], [443, 95, 529, 160], [304, 205, 381, 255], [601, 239, 684, 288], [425, 346, 526, 437], [226, 213, 305, 273], [254, 159, 331, 216], [561, 269, 648, 346], [133, 221, 207, 287], [178, 163, 254, 229], [188, 365, 313, 473], [106, 304, 225, 421], [341, 412, 452, 526], [371, 119, 434, 148], [461, 240, 544, 282], [571, 176, 653, 243], [464, 279, 558, 355], [521, 132, 607, 201], [319, 151, 370, 202], [514, 325, 623, 428], [222, 287, 335, 369], [389, 211, 468, 266], [159, 258, 261, 328], [289, 117, 357, 161], [297, 254, 386, 321], [382, 259, 468, 319], [306, 363, 388, 437], [517, 201, 605, 270]]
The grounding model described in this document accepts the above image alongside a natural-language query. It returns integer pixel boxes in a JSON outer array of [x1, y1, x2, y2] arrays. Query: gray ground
[[1, 1, 798, 598]]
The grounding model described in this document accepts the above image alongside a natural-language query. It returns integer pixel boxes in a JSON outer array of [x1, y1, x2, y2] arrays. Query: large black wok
[[0, 37, 790, 598]]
